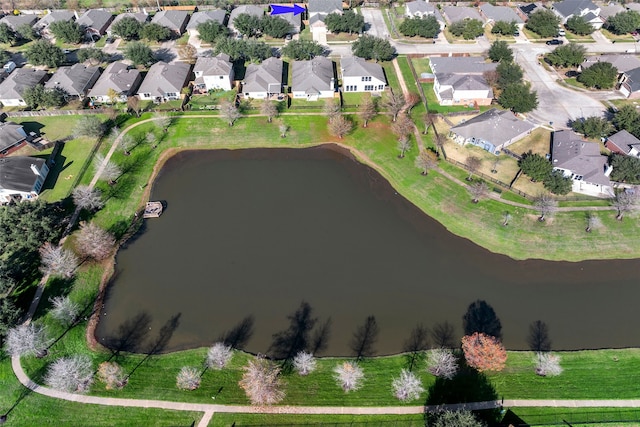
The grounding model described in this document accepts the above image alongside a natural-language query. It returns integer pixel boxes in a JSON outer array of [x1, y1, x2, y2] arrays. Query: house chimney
[[330, 77, 335, 91], [30, 164, 41, 176], [74, 10, 79, 20]]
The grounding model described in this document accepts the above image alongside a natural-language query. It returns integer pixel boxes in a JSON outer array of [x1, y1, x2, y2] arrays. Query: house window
[[143, 93, 151, 98], [219, 76, 224, 79], [364, 85, 374, 91], [378, 85, 384, 90], [361, 76, 371, 82]]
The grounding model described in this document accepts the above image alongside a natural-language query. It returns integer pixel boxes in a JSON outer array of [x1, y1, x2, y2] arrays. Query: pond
[[95, 146, 640, 356]]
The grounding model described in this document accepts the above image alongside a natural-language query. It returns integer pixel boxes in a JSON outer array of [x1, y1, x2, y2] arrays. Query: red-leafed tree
[[461, 332, 507, 372]]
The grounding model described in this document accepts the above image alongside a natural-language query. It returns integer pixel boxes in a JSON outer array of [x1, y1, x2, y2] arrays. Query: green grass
[[380, 61, 401, 94], [209, 414, 425, 426], [507, 407, 640, 426], [421, 82, 483, 114]]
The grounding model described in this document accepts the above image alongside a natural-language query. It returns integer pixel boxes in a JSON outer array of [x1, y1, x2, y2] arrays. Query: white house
[[552, 0, 603, 28], [0, 156, 50, 203], [340, 57, 386, 93], [242, 57, 283, 99], [405, 1, 446, 29], [291, 57, 335, 101], [552, 130, 613, 197], [0, 68, 48, 107], [193, 54, 234, 93], [87, 62, 142, 104], [429, 56, 497, 106]]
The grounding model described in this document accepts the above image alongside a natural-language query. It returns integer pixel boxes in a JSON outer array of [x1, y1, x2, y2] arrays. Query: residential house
[[308, 0, 343, 37], [45, 64, 101, 100], [242, 57, 284, 99], [605, 130, 640, 158], [518, 3, 538, 20], [429, 56, 497, 106], [76, 9, 114, 39], [137, 61, 191, 103], [599, 3, 624, 23], [0, 156, 49, 203], [405, 1, 445, 29], [552, 0, 603, 29], [580, 54, 640, 73], [193, 54, 234, 92], [551, 130, 613, 196], [277, 9, 302, 34], [186, 10, 226, 36], [618, 67, 640, 98], [442, 6, 484, 24], [0, 14, 39, 32], [151, 10, 189, 36], [626, 3, 640, 13], [340, 56, 386, 93], [0, 68, 48, 107], [228, 5, 264, 34], [88, 62, 142, 104], [291, 57, 335, 100], [107, 12, 150, 36], [33, 10, 75, 38], [479, 4, 523, 25], [0, 121, 28, 156], [449, 108, 536, 155]]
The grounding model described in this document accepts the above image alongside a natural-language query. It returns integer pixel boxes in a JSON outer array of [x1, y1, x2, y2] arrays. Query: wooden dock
[[143, 201, 163, 218]]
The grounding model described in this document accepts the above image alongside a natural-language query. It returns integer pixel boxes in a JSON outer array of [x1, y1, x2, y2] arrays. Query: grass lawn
[[600, 28, 636, 43], [188, 91, 237, 110], [564, 32, 595, 43], [342, 91, 372, 107], [380, 61, 401, 94], [140, 99, 184, 112], [11, 116, 85, 142], [209, 414, 425, 426], [289, 97, 339, 110], [508, 127, 552, 157], [411, 58, 431, 76], [422, 83, 482, 114]]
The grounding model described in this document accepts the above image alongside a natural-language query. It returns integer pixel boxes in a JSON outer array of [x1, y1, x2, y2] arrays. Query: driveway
[[514, 46, 607, 128], [361, 8, 389, 38]]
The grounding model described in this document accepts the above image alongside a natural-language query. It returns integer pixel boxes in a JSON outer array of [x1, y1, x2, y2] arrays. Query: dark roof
[[0, 122, 27, 152], [553, 0, 598, 18], [186, 10, 226, 30], [606, 130, 640, 154], [45, 64, 101, 97], [0, 156, 45, 193], [519, 3, 537, 16], [451, 108, 536, 148], [308, 0, 343, 15], [0, 14, 39, 31], [624, 67, 640, 92], [552, 130, 610, 186], [0, 68, 48, 101]]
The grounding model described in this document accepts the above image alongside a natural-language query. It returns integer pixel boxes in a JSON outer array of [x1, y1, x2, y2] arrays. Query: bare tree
[[403, 323, 429, 372], [176, 366, 201, 390], [293, 351, 317, 376], [328, 115, 352, 139], [404, 92, 420, 113], [465, 156, 482, 181], [177, 43, 197, 64], [45, 354, 93, 393], [239, 357, 285, 405], [146, 132, 157, 149], [535, 353, 563, 377], [585, 213, 602, 232], [384, 92, 405, 121], [155, 113, 172, 132], [422, 113, 435, 134], [469, 181, 490, 203], [431, 321, 455, 348], [74, 222, 116, 261], [74, 116, 104, 139], [39, 242, 78, 278], [279, 122, 289, 138], [415, 150, 438, 176], [534, 194, 558, 221], [261, 100, 278, 123], [502, 211, 512, 226], [427, 348, 458, 379], [392, 368, 424, 401], [323, 100, 341, 119], [127, 96, 141, 117], [5, 323, 51, 357], [434, 134, 446, 155], [350, 315, 378, 361], [528, 320, 551, 352], [120, 133, 134, 156], [391, 115, 414, 140], [206, 342, 233, 370], [397, 136, 412, 159], [72, 185, 104, 212], [49, 295, 79, 327], [93, 153, 122, 185], [221, 101, 241, 126], [359, 97, 377, 127], [97, 361, 127, 390], [612, 190, 639, 220], [334, 361, 364, 392]]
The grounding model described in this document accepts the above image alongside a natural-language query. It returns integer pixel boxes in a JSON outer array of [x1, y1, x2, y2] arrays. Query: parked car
[[546, 39, 563, 45], [558, 29, 566, 36], [513, 30, 520, 37]]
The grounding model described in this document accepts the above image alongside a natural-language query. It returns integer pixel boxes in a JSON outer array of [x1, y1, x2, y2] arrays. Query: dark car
[[513, 30, 520, 37], [546, 39, 563, 45]]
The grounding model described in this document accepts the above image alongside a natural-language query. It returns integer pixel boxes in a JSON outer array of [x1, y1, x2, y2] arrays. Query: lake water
[[95, 147, 640, 356]]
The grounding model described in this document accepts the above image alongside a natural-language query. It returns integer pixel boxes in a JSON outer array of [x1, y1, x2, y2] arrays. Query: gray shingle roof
[[606, 130, 640, 154], [138, 61, 190, 97], [479, 4, 523, 23], [443, 6, 484, 23], [0, 122, 27, 153], [406, 1, 435, 15], [308, 0, 343, 15], [552, 130, 610, 186], [278, 10, 302, 31], [88, 62, 141, 98], [151, 10, 189, 33], [451, 108, 536, 148], [582, 54, 640, 73], [194, 54, 233, 76], [229, 5, 264, 30], [340, 56, 386, 83], [0, 156, 45, 193], [430, 56, 497, 74], [0, 14, 39, 31], [107, 12, 149, 33], [0, 68, 48, 101], [45, 64, 101, 97], [243, 57, 283, 93], [623, 67, 640, 92], [599, 3, 624, 20], [553, 0, 598, 18], [76, 9, 113, 34], [292, 57, 334, 94], [438, 73, 491, 92], [186, 10, 226, 30], [34, 10, 75, 30]]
